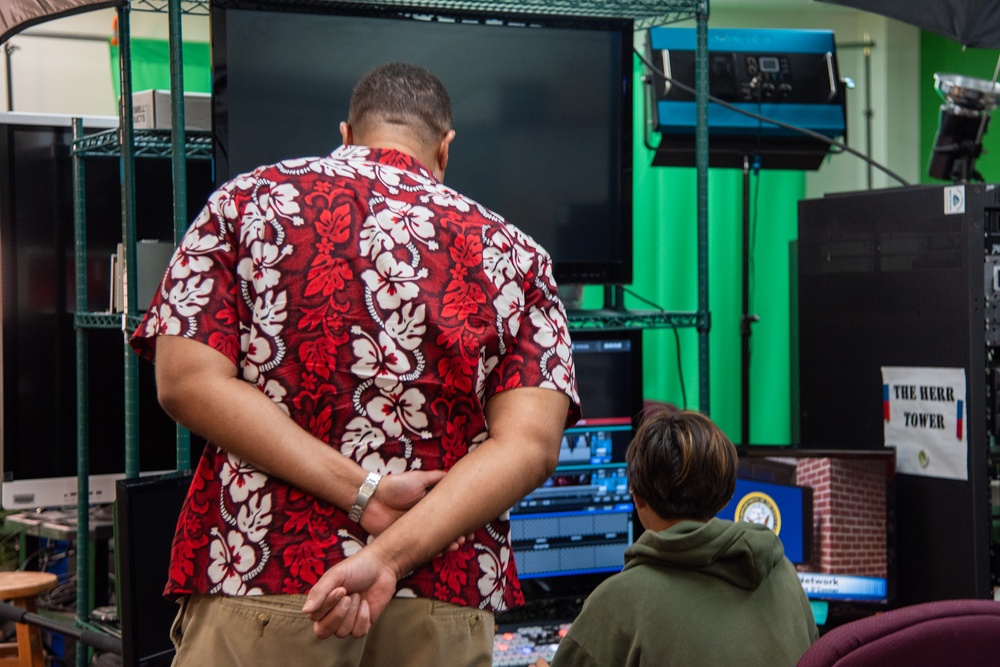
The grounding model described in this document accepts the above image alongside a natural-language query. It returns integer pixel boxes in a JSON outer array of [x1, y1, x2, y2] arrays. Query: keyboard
[[493, 622, 571, 666]]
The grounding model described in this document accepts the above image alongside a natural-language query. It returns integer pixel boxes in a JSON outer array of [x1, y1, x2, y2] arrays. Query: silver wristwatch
[[348, 471, 383, 523]]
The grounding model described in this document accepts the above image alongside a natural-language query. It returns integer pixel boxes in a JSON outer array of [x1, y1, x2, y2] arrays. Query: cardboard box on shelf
[[109, 239, 177, 312], [135, 240, 176, 308], [132, 90, 211, 132]]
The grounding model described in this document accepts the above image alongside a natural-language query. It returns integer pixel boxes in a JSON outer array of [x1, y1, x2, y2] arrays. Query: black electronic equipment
[[116, 470, 192, 667], [493, 622, 569, 666], [211, 2, 634, 286], [646, 27, 848, 447], [797, 184, 996, 606], [646, 27, 847, 170], [498, 328, 644, 627], [0, 114, 211, 510]]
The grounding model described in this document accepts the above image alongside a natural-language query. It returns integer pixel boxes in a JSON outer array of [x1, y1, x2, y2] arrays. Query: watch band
[[348, 471, 383, 523]]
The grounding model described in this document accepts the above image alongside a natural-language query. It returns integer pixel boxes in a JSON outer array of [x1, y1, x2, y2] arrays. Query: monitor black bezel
[[209, 1, 634, 286], [0, 117, 209, 510]]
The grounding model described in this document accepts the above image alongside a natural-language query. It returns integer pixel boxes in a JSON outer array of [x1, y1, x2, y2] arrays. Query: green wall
[[584, 57, 804, 445], [110, 38, 212, 97]]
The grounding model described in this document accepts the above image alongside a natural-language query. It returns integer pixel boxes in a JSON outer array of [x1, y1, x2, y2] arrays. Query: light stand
[[740, 154, 760, 448]]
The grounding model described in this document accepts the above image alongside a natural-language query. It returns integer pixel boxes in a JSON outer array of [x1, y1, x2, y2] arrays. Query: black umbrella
[[817, 0, 1000, 49], [819, 0, 1000, 182], [1, 0, 121, 45]]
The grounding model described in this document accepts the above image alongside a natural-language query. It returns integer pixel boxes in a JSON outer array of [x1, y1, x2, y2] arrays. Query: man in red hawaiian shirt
[[132, 62, 581, 666]]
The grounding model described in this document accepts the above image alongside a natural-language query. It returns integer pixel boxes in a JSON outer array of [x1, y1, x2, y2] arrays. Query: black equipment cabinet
[[797, 184, 997, 605]]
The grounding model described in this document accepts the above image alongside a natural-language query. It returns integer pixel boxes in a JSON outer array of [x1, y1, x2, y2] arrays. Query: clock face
[[734, 491, 782, 536]]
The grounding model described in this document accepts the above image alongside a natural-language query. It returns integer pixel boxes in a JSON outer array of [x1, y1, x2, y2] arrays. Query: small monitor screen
[[509, 329, 643, 590], [719, 477, 812, 565], [759, 56, 781, 73], [0, 118, 208, 510], [726, 448, 896, 615]]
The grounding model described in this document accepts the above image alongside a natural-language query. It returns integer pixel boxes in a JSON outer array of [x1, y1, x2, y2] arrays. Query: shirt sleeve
[[483, 228, 582, 427], [129, 181, 242, 365]]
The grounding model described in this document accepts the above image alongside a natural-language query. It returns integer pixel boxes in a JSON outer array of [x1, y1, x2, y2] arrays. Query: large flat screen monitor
[[500, 328, 643, 624], [0, 113, 211, 510], [211, 2, 634, 285], [724, 447, 897, 629]]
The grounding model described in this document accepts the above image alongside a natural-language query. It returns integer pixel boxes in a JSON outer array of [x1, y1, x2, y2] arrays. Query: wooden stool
[[0, 571, 58, 667]]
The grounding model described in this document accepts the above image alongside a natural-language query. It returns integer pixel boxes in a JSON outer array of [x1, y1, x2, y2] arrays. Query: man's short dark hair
[[626, 410, 737, 520], [348, 62, 453, 149]]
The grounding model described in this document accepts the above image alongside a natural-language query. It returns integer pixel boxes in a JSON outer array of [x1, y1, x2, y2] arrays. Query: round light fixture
[[928, 73, 1000, 182]]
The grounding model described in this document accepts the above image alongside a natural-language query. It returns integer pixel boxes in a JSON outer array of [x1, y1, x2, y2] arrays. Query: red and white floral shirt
[[130, 145, 581, 612]]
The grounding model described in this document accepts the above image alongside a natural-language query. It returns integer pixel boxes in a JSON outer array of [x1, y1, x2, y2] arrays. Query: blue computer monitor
[[718, 477, 812, 565], [728, 447, 897, 624], [508, 329, 643, 603]]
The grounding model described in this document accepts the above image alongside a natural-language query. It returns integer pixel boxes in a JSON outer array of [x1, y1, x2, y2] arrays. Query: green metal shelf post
[[70, 118, 93, 667], [118, 3, 141, 486], [695, 1, 710, 412], [167, 0, 193, 470]]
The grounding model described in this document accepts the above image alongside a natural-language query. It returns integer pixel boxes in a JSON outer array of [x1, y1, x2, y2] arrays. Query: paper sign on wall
[[881, 366, 967, 481]]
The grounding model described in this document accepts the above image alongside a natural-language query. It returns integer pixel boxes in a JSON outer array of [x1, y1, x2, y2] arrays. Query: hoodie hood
[[622, 518, 786, 591]]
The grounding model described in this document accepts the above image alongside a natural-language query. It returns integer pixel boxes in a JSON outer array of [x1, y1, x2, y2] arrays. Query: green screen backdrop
[[110, 37, 211, 97], [581, 57, 804, 445]]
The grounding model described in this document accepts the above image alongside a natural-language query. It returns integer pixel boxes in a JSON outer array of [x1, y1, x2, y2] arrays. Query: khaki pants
[[169, 594, 494, 667]]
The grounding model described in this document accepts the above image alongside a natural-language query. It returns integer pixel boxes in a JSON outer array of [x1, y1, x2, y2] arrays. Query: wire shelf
[[75, 306, 702, 333], [72, 128, 213, 159], [207, 0, 705, 27], [74, 312, 143, 331], [78, 309, 705, 336], [133, 0, 211, 14], [76, 307, 703, 333], [568, 310, 706, 331]]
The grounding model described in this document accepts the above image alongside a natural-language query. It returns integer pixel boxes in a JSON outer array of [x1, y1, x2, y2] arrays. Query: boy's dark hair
[[348, 62, 453, 149], [626, 409, 737, 520]]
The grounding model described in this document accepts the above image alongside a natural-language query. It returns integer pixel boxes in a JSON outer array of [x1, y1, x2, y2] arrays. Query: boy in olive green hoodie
[[537, 410, 818, 667]]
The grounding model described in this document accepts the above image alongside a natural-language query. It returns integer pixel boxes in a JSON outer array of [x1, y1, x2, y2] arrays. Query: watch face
[[734, 491, 782, 536]]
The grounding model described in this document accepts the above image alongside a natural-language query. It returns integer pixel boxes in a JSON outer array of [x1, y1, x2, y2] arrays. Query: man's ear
[[339, 121, 353, 146], [436, 129, 457, 174]]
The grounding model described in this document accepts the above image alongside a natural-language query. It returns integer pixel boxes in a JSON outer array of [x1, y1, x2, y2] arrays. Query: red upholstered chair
[[796, 599, 1000, 667]]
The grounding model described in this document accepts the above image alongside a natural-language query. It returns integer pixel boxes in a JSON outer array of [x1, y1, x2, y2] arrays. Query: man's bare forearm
[[302, 386, 570, 637], [363, 386, 568, 580]]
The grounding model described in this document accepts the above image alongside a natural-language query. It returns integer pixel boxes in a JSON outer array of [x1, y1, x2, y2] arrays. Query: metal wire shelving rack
[[67, 2, 711, 665]]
